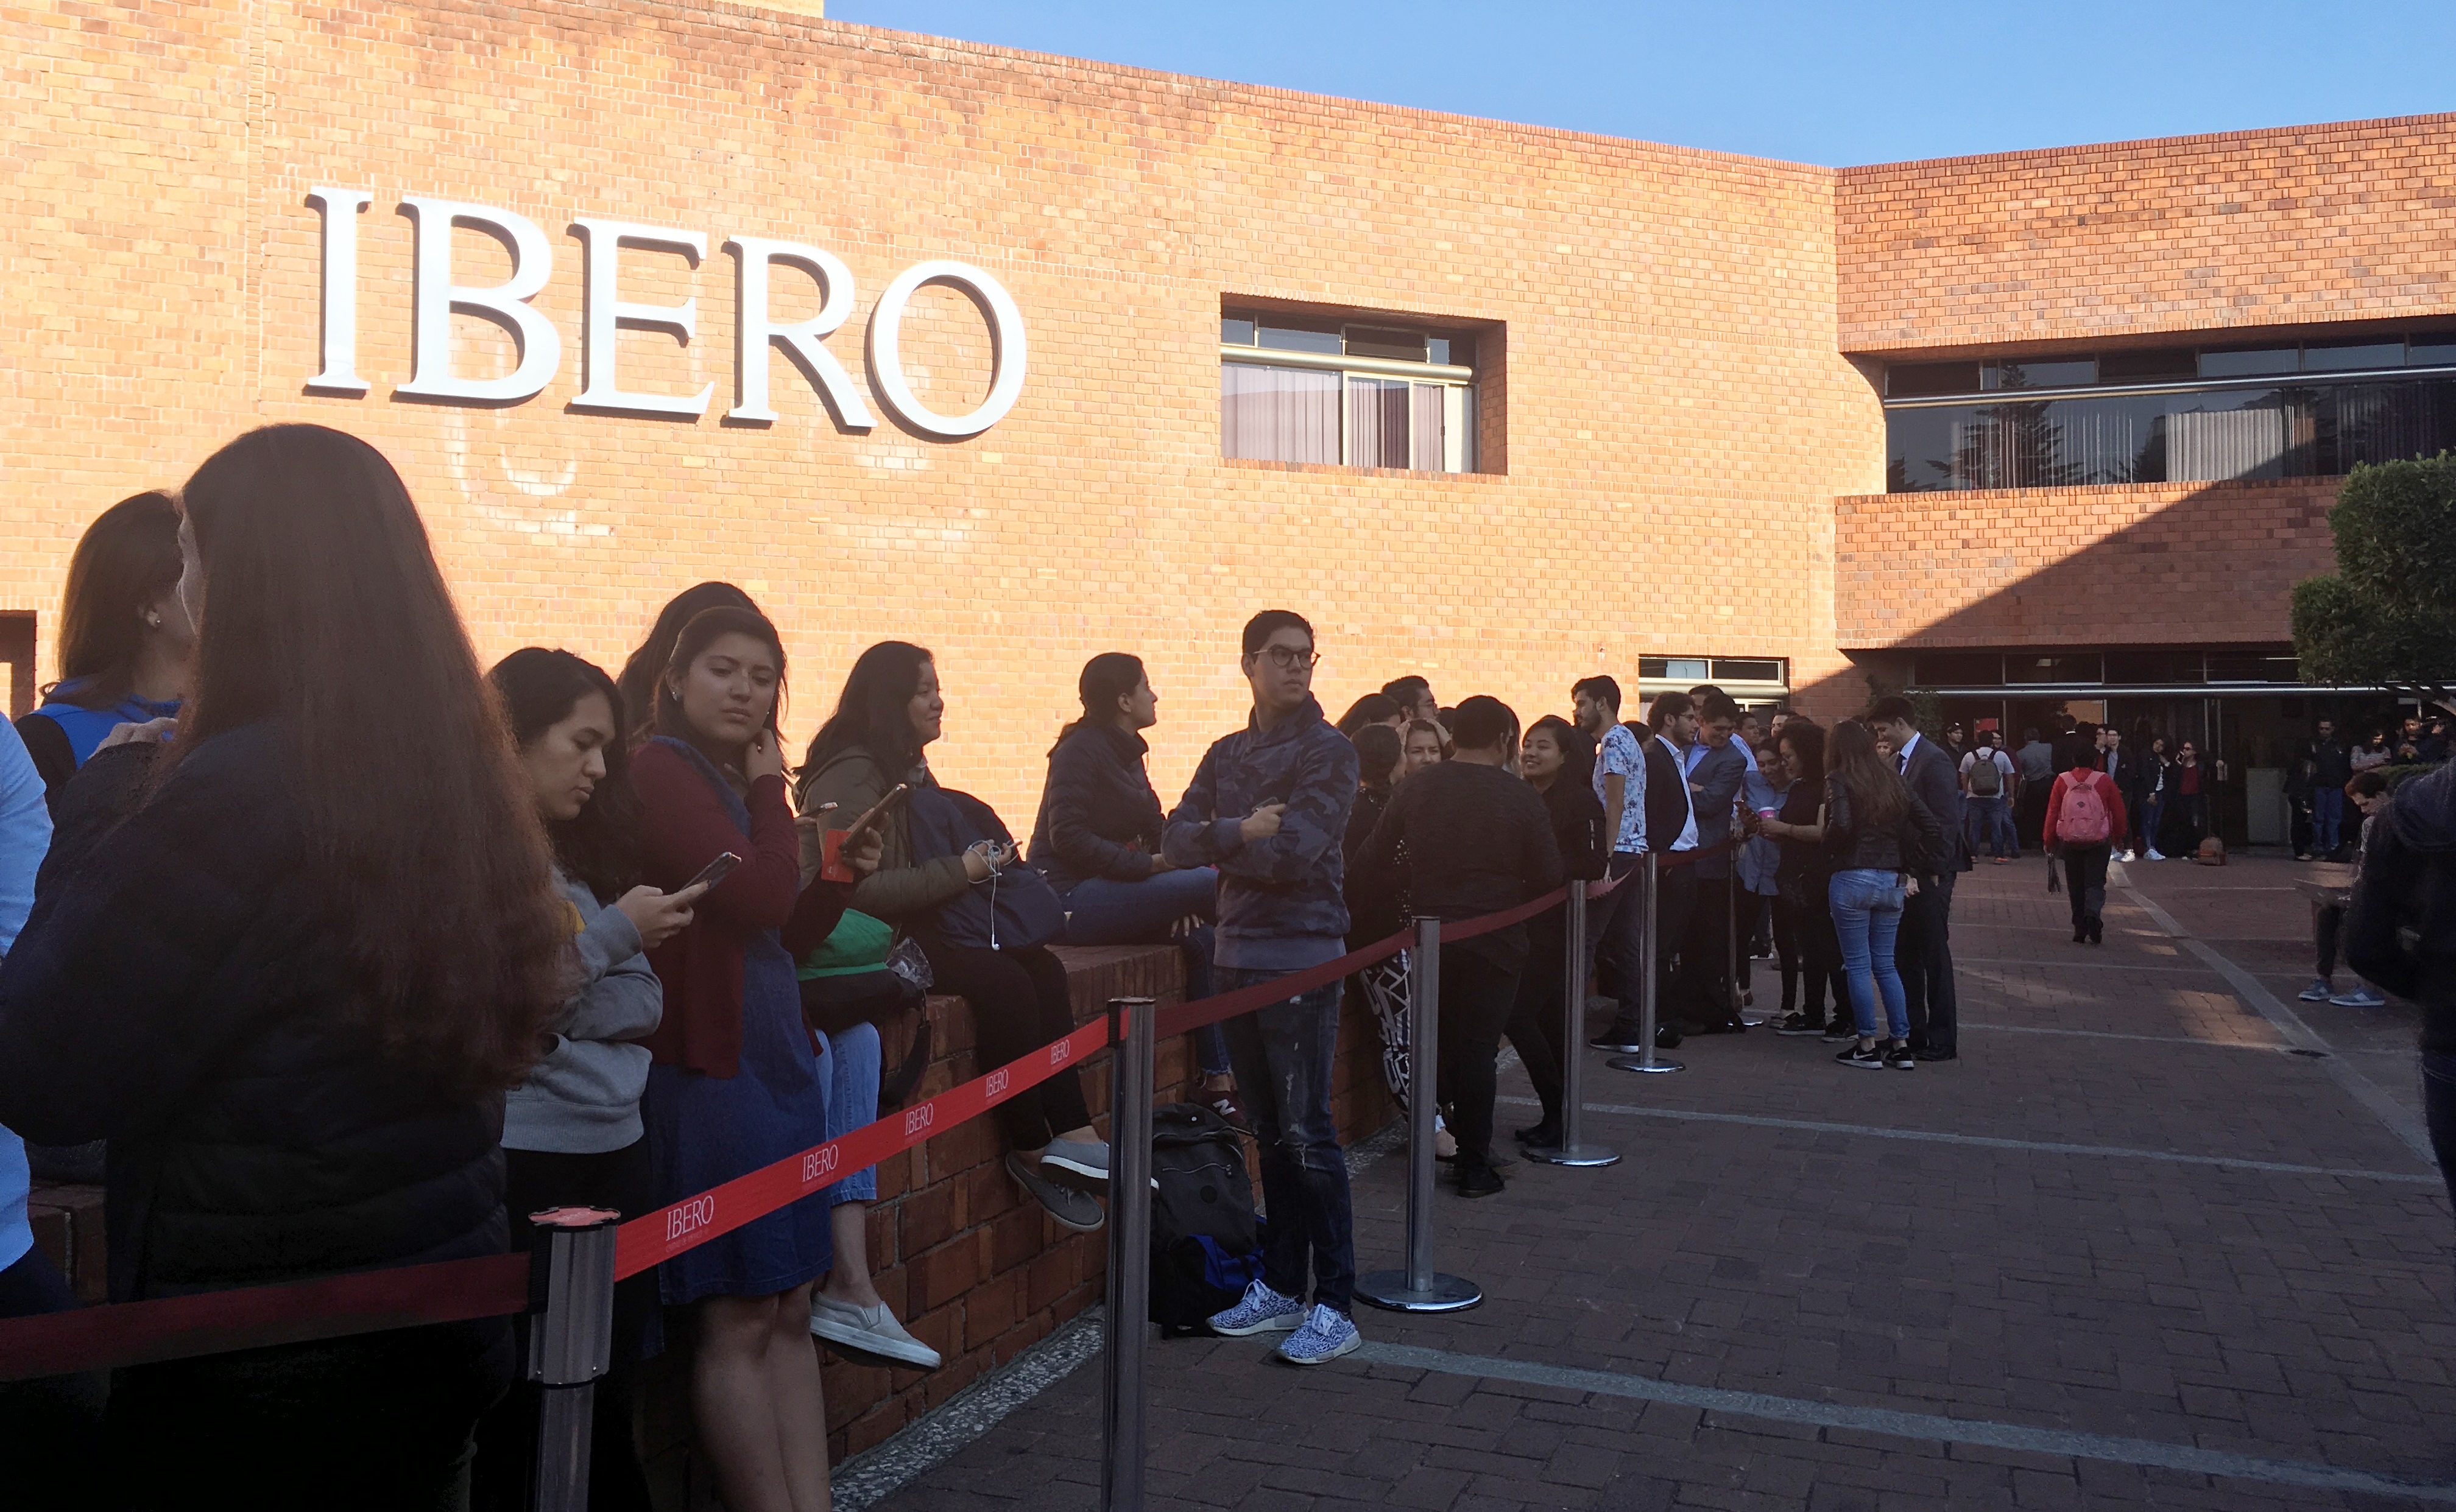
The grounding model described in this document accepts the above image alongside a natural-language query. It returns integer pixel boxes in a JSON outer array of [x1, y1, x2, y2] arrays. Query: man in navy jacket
[[1164, 609, 1362, 1366], [1871, 697, 1967, 1061]]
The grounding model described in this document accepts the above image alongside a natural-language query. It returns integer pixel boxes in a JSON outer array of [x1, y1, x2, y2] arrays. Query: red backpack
[[2056, 770, 2112, 845]]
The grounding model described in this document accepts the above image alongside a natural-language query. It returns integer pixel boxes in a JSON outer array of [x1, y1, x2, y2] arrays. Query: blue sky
[[829, 1, 2456, 166]]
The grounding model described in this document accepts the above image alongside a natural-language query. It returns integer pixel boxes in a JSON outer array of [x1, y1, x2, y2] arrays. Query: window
[[2105, 649, 2206, 684], [1912, 652, 2004, 687], [2006, 654, 2103, 686], [2206, 649, 2301, 683], [1640, 656, 1711, 682], [1636, 656, 1790, 692], [1221, 306, 1478, 472]]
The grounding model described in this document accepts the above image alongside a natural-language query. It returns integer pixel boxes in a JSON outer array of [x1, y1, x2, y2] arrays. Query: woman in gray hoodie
[[473, 648, 704, 1511]]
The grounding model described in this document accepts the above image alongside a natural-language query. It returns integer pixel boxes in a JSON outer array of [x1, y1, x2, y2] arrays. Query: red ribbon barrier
[[0, 843, 1741, 1382]]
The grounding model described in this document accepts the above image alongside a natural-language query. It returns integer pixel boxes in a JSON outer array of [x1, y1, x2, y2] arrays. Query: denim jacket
[[1163, 698, 1358, 970]]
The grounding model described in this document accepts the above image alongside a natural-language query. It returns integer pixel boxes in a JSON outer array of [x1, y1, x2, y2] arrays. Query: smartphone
[[682, 851, 742, 893]]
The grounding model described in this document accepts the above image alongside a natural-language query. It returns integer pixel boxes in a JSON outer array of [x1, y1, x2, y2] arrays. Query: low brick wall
[[30, 941, 1402, 1505]]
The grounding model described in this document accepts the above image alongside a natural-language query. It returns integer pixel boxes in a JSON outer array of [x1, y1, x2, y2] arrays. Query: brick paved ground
[[867, 856, 2456, 1511]]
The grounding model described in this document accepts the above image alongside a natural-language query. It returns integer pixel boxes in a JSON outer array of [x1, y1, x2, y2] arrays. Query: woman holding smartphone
[[629, 604, 881, 1512]]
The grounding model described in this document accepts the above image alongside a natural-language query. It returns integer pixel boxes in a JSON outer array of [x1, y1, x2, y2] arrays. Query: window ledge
[[1220, 456, 1500, 482]]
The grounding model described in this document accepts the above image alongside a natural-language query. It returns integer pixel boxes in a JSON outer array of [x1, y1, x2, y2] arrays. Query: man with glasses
[[1165, 610, 1363, 1365]]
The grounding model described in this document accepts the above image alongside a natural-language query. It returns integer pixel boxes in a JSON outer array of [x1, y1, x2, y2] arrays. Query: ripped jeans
[[1216, 967, 1355, 1315]]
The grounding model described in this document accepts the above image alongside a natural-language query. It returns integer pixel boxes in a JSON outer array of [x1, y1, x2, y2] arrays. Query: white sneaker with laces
[[1275, 1304, 1361, 1366], [2120, 849, 2137, 862], [1207, 1279, 1305, 1337], [2147, 849, 2165, 861]]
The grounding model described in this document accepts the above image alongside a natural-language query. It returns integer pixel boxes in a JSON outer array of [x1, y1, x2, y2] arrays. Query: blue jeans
[[2314, 786, 2344, 853], [1829, 868, 1909, 1041], [1217, 966, 1355, 1315], [1061, 867, 1229, 1078], [815, 1021, 881, 1204], [2143, 793, 2165, 853], [1966, 794, 2019, 859]]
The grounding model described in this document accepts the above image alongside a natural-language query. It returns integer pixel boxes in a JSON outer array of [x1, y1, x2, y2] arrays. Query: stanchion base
[[1605, 1054, 1686, 1074], [1523, 1142, 1621, 1167], [1353, 1271, 1483, 1313]]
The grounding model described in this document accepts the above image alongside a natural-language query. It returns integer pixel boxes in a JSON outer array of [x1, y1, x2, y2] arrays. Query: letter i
[[308, 188, 373, 395]]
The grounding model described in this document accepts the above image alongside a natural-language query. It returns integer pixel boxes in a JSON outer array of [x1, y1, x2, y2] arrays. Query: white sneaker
[[2147, 849, 2165, 861], [809, 1295, 942, 1371], [2120, 849, 2137, 862], [1209, 1279, 1306, 1337]]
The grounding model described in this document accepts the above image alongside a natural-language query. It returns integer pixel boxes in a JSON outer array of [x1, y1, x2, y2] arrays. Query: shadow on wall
[[1791, 474, 2344, 715]]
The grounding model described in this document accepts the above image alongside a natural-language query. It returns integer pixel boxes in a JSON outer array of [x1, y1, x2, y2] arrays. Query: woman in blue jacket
[[1028, 653, 1237, 1115]]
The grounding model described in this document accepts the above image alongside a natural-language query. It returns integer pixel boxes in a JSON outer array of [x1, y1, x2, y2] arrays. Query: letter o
[[865, 260, 1028, 438]]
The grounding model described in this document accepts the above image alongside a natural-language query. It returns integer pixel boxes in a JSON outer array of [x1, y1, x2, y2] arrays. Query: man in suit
[[1592, 692, 1701, 1050], [1871, 696, 1966, 1062], [2103, 726, 2152, 861], [1671, 691, 1750, 1033]]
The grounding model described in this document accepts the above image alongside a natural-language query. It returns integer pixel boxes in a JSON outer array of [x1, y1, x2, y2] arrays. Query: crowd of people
[[4, 424, 2454, 1510]]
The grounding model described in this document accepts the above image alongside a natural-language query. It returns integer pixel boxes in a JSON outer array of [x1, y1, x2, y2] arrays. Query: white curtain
[[1410, 384, 1445, 471], [1346, 376, 1410, 468], [2167, 406, 2286, 481], [1221, 364, 1338, 464]]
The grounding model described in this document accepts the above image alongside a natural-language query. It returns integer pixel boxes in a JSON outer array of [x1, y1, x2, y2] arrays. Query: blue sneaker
[[1274, 1304, 1361, 1366], [1207, 1280, 1304, 1337]]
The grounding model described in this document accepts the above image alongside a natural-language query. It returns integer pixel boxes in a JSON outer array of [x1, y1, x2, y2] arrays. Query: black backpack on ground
[[1147, 1102, 1263, 1334]]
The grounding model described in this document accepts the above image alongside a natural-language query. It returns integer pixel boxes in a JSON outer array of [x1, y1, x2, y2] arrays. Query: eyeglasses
[[1254, 646, 1320, 672]]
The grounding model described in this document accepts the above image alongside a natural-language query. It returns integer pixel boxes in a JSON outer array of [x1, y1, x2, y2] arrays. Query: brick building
[[4, 1, 2452, 844]]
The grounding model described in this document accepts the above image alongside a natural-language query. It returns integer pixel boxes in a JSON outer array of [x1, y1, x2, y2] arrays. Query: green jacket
[[795, 744, 973, 923]]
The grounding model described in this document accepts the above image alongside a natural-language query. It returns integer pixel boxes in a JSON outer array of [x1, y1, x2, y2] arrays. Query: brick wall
[[0, 0, 1872, 821], [1831, 478, 2341, 650], [1837, 114, 2456, 354]]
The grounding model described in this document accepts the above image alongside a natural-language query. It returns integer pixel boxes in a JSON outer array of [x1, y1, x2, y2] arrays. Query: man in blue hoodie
[[1165, 609, 1361, 1365]]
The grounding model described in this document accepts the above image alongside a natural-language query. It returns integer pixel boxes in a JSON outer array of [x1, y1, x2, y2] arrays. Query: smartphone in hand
[[683, 851, 743, 893]]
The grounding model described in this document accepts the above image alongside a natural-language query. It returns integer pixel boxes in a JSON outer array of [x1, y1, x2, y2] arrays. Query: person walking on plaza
[[1871, 697, 1965, 1061], [2345, 759, 2456, 1213], [2045, 754, 2126, 944], [1353, 697, 1562, 1196], [1166, 610, 1363, 1366], [1959, 728, 2019, 863], [1821, 720, 1944, 1071], [1576, 676, 1650, 1048], [2013, 726, 2055, 848], [2307, 719, 2354, 859], [1029, 652, 1238, 1122], [0, 426, 570, 1506]]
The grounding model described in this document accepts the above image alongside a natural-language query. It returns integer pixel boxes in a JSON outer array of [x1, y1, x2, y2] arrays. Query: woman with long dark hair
[[470, 649, 702, 1511], [1028, 653, 1237, 1120], [801, 642, 1109, 1232], [1819, 719, 1943, 1071], [1505, 714, 1605, 1152], [629, 603, 879, 1512], [615, 580, 755, 741], [1751, 720, 1848, 1038], [0, 424, 568, 1507], [14, 490, 191, 802]]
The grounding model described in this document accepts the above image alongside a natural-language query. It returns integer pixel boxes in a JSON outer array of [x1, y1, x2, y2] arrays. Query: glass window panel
[[1710, 658, 1787, 684], [2164, 389, 2288, 480], [1986, 359, 2097, 390], [2105, 649, 2204, 684], [1886, 405, 1962, 491], [1256, 323, 1343, 355], [2206, 651, 2301, 683], [2198, 346, 2299, 378], [1346, 376, 1410, 468], [1427, 336, 1452, 365], [1638, 658, 1670, 679], [1221, 364, 1339, 465], [1220, 317, 1256, 345], [1346, 326, 1428, 362], [2099, 348, 2196, 382], [2005, 654, 2103, 685], [2302, 340, 2404, 373], [1887, 362, 1981, 398], [2413, 334, 2456, 367], [1408, 384, 1445, 471], [1913, 653, 2003, 687]]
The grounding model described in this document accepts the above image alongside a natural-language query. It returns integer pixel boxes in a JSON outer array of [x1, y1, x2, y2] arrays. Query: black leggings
[[918, 934, 1093, 1149], [1437, 944, 1523, 1169], [1505, 915, 1569, 1128], [1772, 893, 1846, 1022]]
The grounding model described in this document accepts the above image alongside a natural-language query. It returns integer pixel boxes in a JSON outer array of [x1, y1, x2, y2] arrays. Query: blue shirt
[[25, 680, 183, 767], [0, 720, 54, 1271]]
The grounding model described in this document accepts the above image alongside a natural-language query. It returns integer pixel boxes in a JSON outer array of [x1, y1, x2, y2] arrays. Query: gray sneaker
[[1007, 1152, 1104, 1232], [1039, 1137, 1111, 1193], [809, 1294, 942, 1371]]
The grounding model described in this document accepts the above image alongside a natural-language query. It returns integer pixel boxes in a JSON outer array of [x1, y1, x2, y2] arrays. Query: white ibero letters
[[306, 189, 1027, 439]]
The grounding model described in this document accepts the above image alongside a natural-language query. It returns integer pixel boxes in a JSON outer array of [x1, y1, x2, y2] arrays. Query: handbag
[[905, 783, 1068, 951]]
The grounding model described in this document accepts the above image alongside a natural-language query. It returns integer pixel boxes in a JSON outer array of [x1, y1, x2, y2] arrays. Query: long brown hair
[[169, 425, 563, 1096], [649, 605, 788, 756], [51, 490, 183, 708], [1828, 719, 1908, 833], [616, 582, 757, 743]]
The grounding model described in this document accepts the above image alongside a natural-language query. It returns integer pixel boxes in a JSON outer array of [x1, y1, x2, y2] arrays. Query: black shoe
[[1821, 1021, 1856, 1044], [1883, 1041, 1917, 1069], [1588, 1020, 1647, 1052], [1914, 1046, 1957, 1063], [2087, 919, 2103, 945], [1454, 1162, 1506, 1198], [1774, 1012, 1824, 1037], [1515, 1120, 1563, 1150], [2072, 928, 2088, 944], [1835, 1043, 1885, 1070], [1656, 1025, 1684, 1050]]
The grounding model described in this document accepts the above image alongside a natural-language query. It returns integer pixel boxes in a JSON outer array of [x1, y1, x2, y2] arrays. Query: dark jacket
[[1540, 777, 1608, 883], [1684, 739, 1748, 881], [1897, 734, 1968, 874], [2348, 762, 2456, 1052], [0, 722, 506, 1301], [1824, 772, 1947, 876], [1029, 723, 1167, 894], [2309, 737, 2353, 789], [1163, 697, 1358, 971], [1640, 734, 1695, 855], [1343, 782, 1403, 946], [1353, 760, 1564, 973]]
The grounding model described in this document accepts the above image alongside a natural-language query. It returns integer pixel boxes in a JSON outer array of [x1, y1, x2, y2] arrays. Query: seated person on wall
[[1029, 651, 1239, 1125]]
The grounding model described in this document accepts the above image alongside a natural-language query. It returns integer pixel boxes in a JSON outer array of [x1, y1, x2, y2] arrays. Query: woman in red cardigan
[[632, 603, 878, 1512]]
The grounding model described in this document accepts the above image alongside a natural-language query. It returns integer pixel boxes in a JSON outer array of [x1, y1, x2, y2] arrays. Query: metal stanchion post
[[1528, 884, 1618, 1167], [1609, 860, 1684, 1074], [1102, 996, 1156, 1512], [1357, 917, 1483, 1312], [526, 1206, 620, 1512]]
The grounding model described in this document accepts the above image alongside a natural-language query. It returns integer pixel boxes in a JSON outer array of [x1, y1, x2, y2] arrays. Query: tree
[[2291, 453, 2456, 709]]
